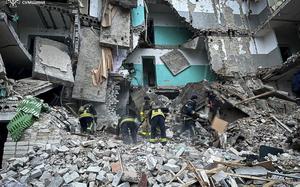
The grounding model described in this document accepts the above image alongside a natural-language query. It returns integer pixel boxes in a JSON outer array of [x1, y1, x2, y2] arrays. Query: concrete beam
[[72, 27, 107, 102], [14, 78, 56, 97]]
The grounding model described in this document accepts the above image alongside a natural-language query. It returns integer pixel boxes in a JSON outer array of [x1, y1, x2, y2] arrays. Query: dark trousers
[[79, 117, 95, 132], [121, 122, 138, 144], [150, 115, 166, 139], [181, 119, 195, 137]]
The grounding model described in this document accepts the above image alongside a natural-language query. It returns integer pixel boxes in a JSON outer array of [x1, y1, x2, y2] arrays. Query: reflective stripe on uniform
[[151, 109, 165, 119], [120, 118, 136, 125], [80, 110, 94, 118], [159, 138, 168, 142], [139, 131, 151, 136], [149, 138, 158, 143]]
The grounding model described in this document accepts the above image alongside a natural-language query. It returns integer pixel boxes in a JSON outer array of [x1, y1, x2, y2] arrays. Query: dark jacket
[[116, 115, 140, 136], [182, 99, 197, 117]]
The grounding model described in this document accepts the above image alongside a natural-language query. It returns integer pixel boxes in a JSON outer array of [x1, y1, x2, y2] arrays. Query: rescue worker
[[139, 96, 153, 136], [149, 104, 168, 145], [116, 110, 140, 144], [78, 104, 97, 134], [181, 95, 199, 137], [206, 90, 221, 122]]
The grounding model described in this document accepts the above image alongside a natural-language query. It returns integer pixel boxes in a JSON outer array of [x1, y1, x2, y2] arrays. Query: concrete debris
[[99, 5, 131, 48], [72, 27, 108, 102], [1, 0, 300, 187]]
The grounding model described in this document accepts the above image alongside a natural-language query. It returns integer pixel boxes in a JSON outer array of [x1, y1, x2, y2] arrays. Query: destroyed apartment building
[[1, 0, 300, 186]]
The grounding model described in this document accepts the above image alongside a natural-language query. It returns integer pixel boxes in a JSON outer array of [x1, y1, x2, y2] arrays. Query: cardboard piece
[[211, 116, 228, 134]]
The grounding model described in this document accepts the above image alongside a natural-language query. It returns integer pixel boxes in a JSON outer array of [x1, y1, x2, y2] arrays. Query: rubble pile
[[97, 80, 121, 129], [227, 114, 295, 152], [2, 130, 300, 186]]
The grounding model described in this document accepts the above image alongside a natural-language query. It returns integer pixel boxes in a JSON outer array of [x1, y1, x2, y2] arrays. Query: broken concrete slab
[[0, 98, 18, 122], [71, 182, 87, 187], [163, 163, 180, 173], [99, 5, 131, 48], [181, 37, 200, 50], [13, 78, 56, 97], [112, 171, 123, 187], [207, 36, 256, 77], [72, 27, 107, 102], [32, 37, 74, 86], [0, 12, 32, 69], [63, 171, 80, 184], [48, 176, 64, 187], [235, 166, 269, 176], [160, 49, 190, 76]]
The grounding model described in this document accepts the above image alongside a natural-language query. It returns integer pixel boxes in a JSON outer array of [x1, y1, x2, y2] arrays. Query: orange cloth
[[91, 47, 113, 86]]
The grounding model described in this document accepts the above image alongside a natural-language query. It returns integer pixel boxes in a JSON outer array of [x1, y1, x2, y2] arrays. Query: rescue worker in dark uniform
[[149, 104, 168, 145], [181, 95, 199, 137], [206, 90, 221, 122], [78, 104, 97, 134], [139, 96, 153, 136], [116, 110, 140, 144]]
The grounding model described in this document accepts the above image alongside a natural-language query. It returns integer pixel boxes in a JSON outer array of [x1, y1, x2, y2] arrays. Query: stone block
[[146, 155, 157, 171], [71, 182, 87, 187], [48, 175, 64, 187], [87, 152, 97, 162], [112, 171, 123, 187], [63, 171, 80, 184], [20, 169, 31, 176], [121, 170, 139, 183], [58, 168, 69, 175], [96, 172, 107, 183], [58, 145, 70, 153], [88, 173, 97, 181], [117, 182, 130, 187], [81, 140, 97, 147], [6, 170, 18, 178], [86, 166, 101, 173], [163, 163, 180, 173], [30, 169, 43, 179]]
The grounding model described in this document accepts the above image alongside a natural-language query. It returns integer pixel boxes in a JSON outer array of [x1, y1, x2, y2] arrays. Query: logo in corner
[[6, 0, 21, 7]]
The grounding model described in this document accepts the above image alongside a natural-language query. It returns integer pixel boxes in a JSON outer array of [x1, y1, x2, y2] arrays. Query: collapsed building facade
[[1, 0, 300, 186]]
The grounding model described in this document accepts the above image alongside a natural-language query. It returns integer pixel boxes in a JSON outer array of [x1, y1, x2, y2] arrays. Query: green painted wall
[[154, 26, 192, 46], [131, 3, 145, 27], [131, 64, 215, 87]]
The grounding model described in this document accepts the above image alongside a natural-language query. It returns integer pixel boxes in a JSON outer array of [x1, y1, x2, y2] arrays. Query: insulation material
[[160, 49, 190, 76], [211, 116, 228, 134]]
